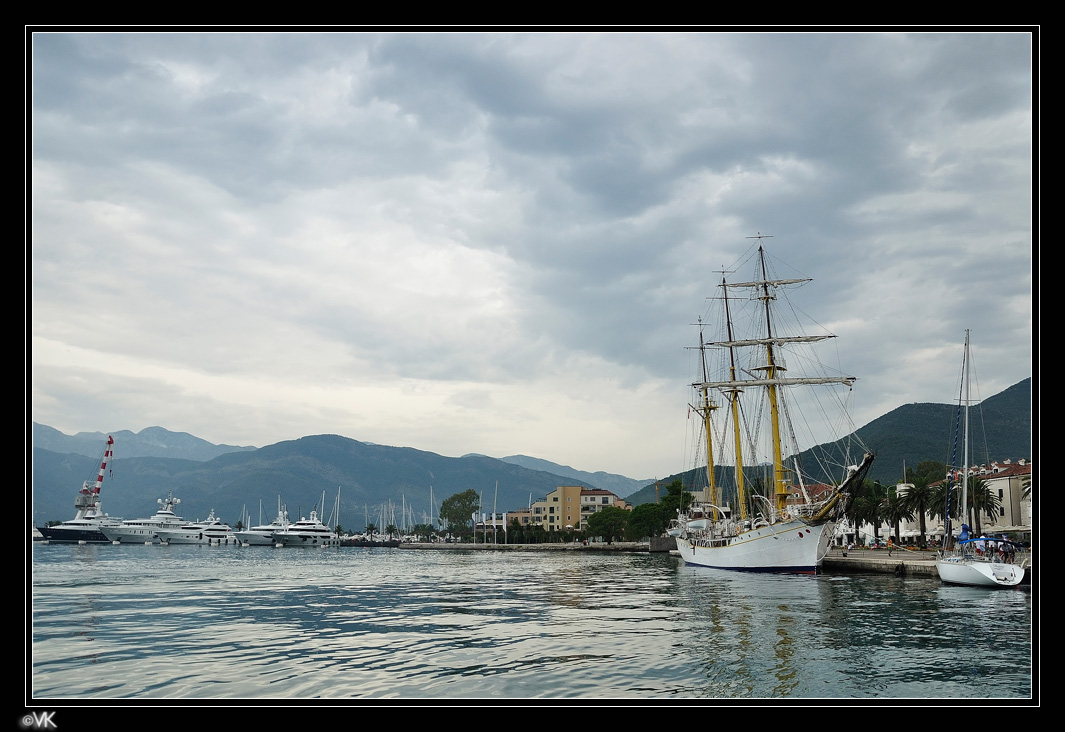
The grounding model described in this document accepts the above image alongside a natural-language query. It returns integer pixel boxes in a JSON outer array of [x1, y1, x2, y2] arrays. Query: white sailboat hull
[[675, 518, 832, 574], [936, 556, 1025, 587]]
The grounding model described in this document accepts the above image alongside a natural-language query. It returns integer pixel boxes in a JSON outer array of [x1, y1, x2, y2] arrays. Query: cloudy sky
[[29, 32, 1034, 479]]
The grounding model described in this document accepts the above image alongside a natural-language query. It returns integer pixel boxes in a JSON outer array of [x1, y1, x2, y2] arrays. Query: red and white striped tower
[[91, 435, 114, 496]]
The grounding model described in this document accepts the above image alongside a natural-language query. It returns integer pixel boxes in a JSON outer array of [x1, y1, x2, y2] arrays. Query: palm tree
[[386, 523, 398, 540], [364, 522, 377, 540], [882, 488, 914, 546], [930, 474, 961, 547], [900, 476, 937, 548], [967, 477, 1001, 535], [849, 480, 887, 545]]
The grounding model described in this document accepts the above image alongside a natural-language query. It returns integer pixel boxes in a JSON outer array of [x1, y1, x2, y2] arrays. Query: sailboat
[[935, 330, 1025, 588], [673, 241, 874, 574]]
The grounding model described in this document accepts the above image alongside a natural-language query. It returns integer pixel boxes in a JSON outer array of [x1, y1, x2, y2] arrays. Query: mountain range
[[30, 377, 1031, 531]]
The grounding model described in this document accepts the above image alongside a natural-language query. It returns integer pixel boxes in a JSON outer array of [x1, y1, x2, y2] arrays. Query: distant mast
[[960, 329, 971, 530], [693, 317, 719, 517]]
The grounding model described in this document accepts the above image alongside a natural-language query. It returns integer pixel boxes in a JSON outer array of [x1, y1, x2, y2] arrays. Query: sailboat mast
[[721, 278, 748, 521], [696, 319, 719, 517], [755, 245, 789, 514], [961, 329, 970, 528]]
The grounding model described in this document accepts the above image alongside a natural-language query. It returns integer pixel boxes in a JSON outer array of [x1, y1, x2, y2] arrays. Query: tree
[[364, 522, 377, 539], [627, 503, 667, 540], [900, 476, 936, 547], [658, 479, 692, 519], [410, 523, 435, 541], [523, 523, 548, 544], [385, 523, 397, 539], [967, 477, 1001, 536], [439, 489, 480, 539], [910, 460, 947, 485], [849, 479, 887, 545], [586, 506, 629, 544], [882, 487, 914, 545], [505, 518, 524, 544]]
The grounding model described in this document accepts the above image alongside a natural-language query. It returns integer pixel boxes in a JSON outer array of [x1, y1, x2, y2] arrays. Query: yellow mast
[[756, 245, 789, 515], [696, 320, 720, 517], [693, 238, 861, 527], [721, 279, 747, 521]]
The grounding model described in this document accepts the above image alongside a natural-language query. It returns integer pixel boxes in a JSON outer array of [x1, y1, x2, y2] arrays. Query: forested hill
[[624, 377, 1032, 506], [31, 377, 1030, 521]]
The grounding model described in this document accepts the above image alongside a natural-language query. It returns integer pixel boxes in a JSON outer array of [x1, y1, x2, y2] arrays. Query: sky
[[29, 31, 1035, 480]]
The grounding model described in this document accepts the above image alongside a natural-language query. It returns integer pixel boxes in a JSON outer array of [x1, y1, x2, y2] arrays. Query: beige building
[[530, 486, 630, 532]]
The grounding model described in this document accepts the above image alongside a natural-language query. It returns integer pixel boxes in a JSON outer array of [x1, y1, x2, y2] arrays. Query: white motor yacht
[[272, 509, 339, 547], [101, 491, 185, 544], [156, 510, 239, 545], [236, 502, 290, 546]]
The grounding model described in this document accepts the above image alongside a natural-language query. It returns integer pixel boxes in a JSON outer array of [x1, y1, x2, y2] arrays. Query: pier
[[399, 541, 1033, 583]]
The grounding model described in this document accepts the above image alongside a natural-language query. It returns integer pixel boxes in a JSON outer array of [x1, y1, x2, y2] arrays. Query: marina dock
[[399, 541, 1034, 583]]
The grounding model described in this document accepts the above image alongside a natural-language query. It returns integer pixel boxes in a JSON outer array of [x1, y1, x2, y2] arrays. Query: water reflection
[[31, 544, 1032, 700]]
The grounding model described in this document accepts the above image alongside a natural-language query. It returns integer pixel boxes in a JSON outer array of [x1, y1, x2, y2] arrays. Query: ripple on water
[[31, 545, 1033, 700]]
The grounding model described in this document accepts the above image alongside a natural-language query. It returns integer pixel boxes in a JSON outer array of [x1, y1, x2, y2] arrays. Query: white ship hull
[[271, 530, 340, 547], [101, 492, 185, 544], [156, 511, 238, 545], [102, 525, 165, 544], [675, 518, 832, 574], [936, 555, 1025, 587], [235, 529, 279, 546], [102, 517, 186, 544], [271, 508, 338, 547], [157, 530, 240, 545], [38, 517, 122, 544]]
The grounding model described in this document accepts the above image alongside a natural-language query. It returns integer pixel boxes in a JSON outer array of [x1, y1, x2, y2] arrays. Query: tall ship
[[37, 435, 124, 543], [672, 240, 874, 574], [101, 491, 185, 544]]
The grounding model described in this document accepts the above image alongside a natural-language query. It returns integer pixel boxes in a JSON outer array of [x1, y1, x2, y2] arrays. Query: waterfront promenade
[[399, 541, 1034, 582]]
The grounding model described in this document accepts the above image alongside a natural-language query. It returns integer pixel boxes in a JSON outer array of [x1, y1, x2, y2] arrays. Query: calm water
[[28, 542, 1035, 704]]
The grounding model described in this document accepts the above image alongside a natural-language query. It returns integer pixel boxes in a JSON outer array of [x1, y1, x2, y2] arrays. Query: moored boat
[[236, 499, 290, 546], [935, 331, 1026, 588], [101, 491, 185, 544], [271, 508, 340, 547], [937, 534, 1026, 587], [672, 239, 874, 574], [37, 435, 124, 544], [156, 510, 240, 545]]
